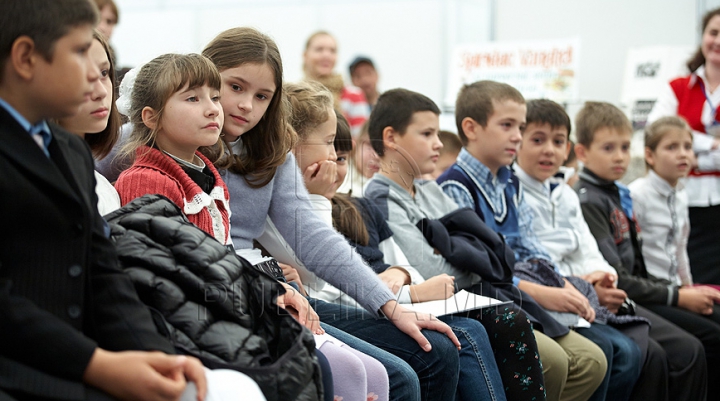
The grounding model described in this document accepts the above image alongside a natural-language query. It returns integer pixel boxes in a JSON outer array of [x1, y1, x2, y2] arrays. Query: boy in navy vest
[[437, 81, 642, 401]]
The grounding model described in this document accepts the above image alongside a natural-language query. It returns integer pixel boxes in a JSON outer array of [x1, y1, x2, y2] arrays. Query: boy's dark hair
[[369, 88, 440, 157], [575, 101, 632, 147], [334, 110, 353, 153], [0, 0, 98, 82], [438, 130, 462, 156], [525, 99, 571, 137], [455, 80, 525, 145]]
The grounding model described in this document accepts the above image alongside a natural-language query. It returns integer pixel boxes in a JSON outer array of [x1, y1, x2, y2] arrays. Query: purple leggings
[[319, 341, 389, 401]]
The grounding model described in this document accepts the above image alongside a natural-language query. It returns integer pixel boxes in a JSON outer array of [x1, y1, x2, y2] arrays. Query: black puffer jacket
[[105, 195, 322, 401]]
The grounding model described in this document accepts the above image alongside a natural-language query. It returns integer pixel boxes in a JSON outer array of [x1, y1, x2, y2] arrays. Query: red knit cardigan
[[115, 146, 231, 244]]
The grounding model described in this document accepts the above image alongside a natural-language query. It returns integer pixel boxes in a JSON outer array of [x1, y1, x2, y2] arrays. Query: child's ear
[[644, 147, 655, 168], [382, 126, 398, 152], [141, 106, 159, 130], [461, 117, 481, 141], [8, 36, 38, 81], [574, 142, 588, 163]]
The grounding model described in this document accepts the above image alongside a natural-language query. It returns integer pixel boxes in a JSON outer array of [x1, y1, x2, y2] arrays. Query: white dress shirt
[[629, 170, 693, 286]]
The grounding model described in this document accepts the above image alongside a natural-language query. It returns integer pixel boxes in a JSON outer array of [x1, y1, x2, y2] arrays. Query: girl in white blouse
[[629, 117, 720, 301]]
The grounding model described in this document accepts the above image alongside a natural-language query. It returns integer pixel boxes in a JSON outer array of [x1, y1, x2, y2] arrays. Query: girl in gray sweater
[[201, 27, 467, 401]]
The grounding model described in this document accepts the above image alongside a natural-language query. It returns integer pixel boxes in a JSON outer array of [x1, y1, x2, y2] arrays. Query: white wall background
[[112, 0, 707, 121], [113, 0, 492, 112]]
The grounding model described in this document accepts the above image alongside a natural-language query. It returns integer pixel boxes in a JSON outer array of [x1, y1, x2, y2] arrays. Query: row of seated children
[[366, 79, 716, 400], [41, 19, 612, 401], [511, 98, 714, 401], [363, 87, 622, 401], [0, 4, 480, 400], [47, 17, 552, 401], [336, 82, 712, 399], [571, 102, 720, 399], [92, 27, 467, 401], [5, 1, 716, 399], [264, 81, 545, 400]]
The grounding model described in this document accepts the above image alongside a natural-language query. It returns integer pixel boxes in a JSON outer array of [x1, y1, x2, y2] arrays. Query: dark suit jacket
[[0, 106, 173, 399]]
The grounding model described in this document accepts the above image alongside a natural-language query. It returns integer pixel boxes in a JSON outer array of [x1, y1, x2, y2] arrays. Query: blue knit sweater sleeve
[[266, 153, 395, 316]]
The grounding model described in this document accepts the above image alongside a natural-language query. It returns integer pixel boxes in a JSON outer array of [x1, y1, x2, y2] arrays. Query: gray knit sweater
[[364, 174, 480, 289], [221, 152, 395, 316]]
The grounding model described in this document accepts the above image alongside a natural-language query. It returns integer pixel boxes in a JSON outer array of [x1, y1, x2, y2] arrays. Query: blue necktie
[[29, 125, 51, 157]]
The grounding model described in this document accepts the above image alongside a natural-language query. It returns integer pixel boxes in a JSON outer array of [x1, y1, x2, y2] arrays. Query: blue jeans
[[440, 315, 507, 401], [576, 323, 642, 401], [312, 299, 458, 401], [321, 323, 420, 401]]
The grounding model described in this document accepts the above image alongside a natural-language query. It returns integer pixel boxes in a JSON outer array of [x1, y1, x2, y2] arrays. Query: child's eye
[[186, 96, 198, 102], [100, 69, 109, 78], [603, 145, 613, 152], [621, 144, 630, 152], [337, 156, 347, 163], [668, 144, 678, 150], [554, 139, 566, 146], [257, 94, 268, 101], [231, 84, 242, 92], [532, 138, 543, 144], [212, 95, 221, 102]]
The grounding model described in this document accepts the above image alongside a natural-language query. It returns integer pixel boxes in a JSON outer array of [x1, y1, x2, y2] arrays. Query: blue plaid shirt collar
[[456, 148, 513, 191]]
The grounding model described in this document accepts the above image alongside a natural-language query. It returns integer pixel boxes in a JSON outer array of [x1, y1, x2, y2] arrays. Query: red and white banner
[[445, 38, 581, 108]]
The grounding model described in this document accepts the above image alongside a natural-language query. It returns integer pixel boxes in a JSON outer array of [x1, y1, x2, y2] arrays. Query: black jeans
[[688, 204, 720, 284]]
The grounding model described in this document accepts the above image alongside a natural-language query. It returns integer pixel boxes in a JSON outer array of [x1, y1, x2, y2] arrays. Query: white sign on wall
[[445, 38, 581, 108], [620, 46, 694, 128], [621, 46, 694, 103]]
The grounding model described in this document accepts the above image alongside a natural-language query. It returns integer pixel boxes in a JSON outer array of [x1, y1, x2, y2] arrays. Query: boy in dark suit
[[0, 1, 208, 400]]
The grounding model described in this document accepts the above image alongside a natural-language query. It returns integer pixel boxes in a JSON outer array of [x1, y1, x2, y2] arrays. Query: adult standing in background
[[349, 56, 380, 109], [93, 0, 119, 41], [303, 31, 370, 136], [648, 7, 720, 284]]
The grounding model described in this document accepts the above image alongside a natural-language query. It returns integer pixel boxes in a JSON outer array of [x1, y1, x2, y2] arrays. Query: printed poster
[[445, 38, 581, 108]]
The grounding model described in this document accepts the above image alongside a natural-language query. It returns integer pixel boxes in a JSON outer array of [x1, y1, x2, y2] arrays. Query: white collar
[[647, 169, 682, 197], [513, 164, 550, 197], [163, 150, 205, 172]]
